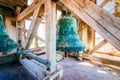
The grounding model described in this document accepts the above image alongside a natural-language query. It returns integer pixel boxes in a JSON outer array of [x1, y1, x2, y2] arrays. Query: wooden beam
[[25, 4, 41, 49], [115, 0, 120, 4], [99, 0, 111, 8], [25, 6, 44, 49], [35, 36, 39, 48], [16, 22, 22, 41], [45, 0, 57, 73], [88, 39, 107, 54], [87, 26, 95, 51], [96, 52, 120, 57], [78, 20, 95, 52], [90, 0, 96, 3], [17, 0, 46, 21], [38, 36, 45, 43], [17, 1, 38, 21], [80, 23, 88, 50], [82, 54, 120, 70], [114, 2, 120, 17], [25, 17, 43, 49], [59, 0, 120, 51], [113, 12, 120, 17], [78, 0, 96, 52]]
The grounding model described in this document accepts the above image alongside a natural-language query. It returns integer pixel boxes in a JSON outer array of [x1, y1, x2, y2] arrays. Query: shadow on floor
[[0, 61, 36, 80]]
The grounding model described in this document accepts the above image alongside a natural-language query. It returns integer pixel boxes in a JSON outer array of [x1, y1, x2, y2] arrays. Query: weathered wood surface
[[96, 52, 120, 57], [25, 4, 41, 49], [20, 58, 47, 80], [78, 21, 95, 51], [25, 6, 44, 49], [88, 39, 107, 54], [60, 57, 120, 80], [115, 0, 120, 4], [83, 53, 120, 69], [17, 0, 46, 21], [99, 0, 111, 8], [59, 0, 120, 51], [45, 0, 57, 73], [114, 12, 120, 17], [17, 0, 38, 21]]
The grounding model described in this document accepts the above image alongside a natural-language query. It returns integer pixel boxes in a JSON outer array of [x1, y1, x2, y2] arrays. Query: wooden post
[[16, 21, 22, 41], [87, 27, 95, 51], [35, 36, 39, 48], [45, 0, 57, 73], [81, 22, 88, 50], [78, 20, 95, 52]]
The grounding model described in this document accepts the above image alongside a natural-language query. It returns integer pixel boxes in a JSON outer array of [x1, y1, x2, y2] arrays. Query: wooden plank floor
[[59, 57, 120, 80]]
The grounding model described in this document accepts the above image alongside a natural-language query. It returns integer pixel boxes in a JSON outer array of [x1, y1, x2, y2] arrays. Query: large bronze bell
[[56, 11, 85, 52], [0, 9, 18, 53]]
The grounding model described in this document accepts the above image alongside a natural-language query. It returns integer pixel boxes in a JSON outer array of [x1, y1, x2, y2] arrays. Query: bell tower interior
[[0, 0, 120, 80]]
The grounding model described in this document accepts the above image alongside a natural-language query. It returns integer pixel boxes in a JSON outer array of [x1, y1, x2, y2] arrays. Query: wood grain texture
[[99, 0, 111, 8], [25, 4, 41, 49], [88, 39, 107, 54], [17, 0, 46, 21], [45, 0, 57, 73]]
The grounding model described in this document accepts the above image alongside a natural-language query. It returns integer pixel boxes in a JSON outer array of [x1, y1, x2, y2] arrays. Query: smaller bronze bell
[[56, 11, 85, 52], [0, 9, 18, 53]]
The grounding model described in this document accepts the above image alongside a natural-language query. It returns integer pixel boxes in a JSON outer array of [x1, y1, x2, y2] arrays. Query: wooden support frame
[[16, 20, 25, 47], [99, 0, 111, 8], [59, 0, 120, 51], [17, 0, 46, 21], [25, 6, 44, 49], [35, 36, 39, 48], [17, 0, 39, 21], [78, 0, 96, 52], [82, 54, 120, 70], [16, 21, 22, 41], [88, 39, 107, 54], [114, 2, 120, 18], [25, 5, 41, 49], [38, 36, 45, 43], [45, 0, 57, 73], [115, 0, 120, 4], [96, 52, 120, 57], [78, 20, 96, 52], [25, 17, 43, 49], [87, 26, 95, 51]]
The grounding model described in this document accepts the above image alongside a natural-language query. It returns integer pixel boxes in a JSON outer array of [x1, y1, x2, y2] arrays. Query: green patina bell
[[56, 11, 85, 52], [0, 9, 18, 53]]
